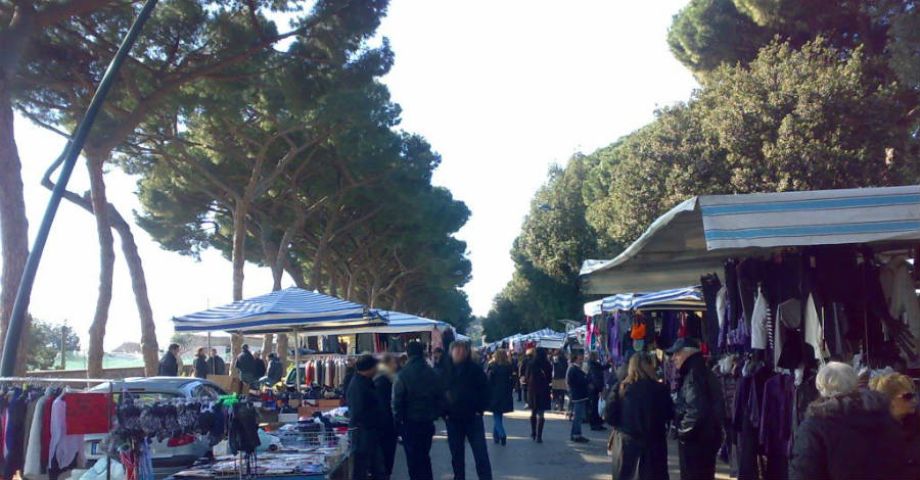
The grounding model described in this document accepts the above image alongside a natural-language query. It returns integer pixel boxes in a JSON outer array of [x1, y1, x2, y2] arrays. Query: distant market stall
[[579, 287, 706, 355]]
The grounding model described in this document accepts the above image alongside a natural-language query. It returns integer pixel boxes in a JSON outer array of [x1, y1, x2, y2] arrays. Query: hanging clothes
[[751, 287, 770, 350], [49, 392, 83, 471], [804, 294, 827, 363], [880, 255, 920, 354], [759, 374, 795, 480]]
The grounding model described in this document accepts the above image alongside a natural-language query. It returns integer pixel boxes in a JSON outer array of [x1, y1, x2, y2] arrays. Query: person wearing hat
[[347, 353, 387, 480], [669, 338, 724, 480], [393, 341, 444, 480]]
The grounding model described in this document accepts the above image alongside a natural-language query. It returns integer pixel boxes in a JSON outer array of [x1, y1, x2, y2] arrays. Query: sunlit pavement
[[392, 399, 732, 479]]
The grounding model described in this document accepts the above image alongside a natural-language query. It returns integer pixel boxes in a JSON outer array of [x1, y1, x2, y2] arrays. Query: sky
[[8, 0, 697, 350]]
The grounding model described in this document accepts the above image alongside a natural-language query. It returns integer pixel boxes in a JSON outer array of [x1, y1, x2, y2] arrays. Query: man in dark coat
[[264, 353, 284, 385], [347, 354, 388, 480], [207, 348, 227, 375], [393, 341, 445, 480], [444, 340, 493, 480], [235, 344, 259, 385], [566, 351, 590, 443], [670, 338, 724, 480], [587, 352, 608, 430], [375, 354, 399, 478], [158, 343, 180, 376], [193, 347, 209, 379], [253, 351, 267, 378]]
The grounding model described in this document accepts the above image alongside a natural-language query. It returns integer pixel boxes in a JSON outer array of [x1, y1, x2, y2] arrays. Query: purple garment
[[759, 374, 794, 456], [608, 314, 619, 361], [658, 312, 679, 350]]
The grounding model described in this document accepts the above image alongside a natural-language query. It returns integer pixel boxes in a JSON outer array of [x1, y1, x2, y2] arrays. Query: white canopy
[[581, 185, 920, 294]]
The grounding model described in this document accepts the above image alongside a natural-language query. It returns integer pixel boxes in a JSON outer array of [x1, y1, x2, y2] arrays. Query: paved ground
[[392, 399, 732, 480]]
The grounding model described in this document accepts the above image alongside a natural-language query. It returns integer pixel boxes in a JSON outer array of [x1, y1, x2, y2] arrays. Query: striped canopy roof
[[291, 310, 450, 336], [584, 287, 704, 316], [172, 287, 380, 333], [581, 185, 920, 294]]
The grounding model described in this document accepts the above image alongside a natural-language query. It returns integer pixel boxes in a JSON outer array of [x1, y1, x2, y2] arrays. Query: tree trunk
[[110, 215, 159, 376], [262, 334, 273, 360], [86, 150, 115, 378], [231, 202, 248, 301], [229, 202, 248, 369], [284, 260, 308, 289], [0, 79, 30, 375], [276, 333, 289, 368], [43, 171, 161, 377]]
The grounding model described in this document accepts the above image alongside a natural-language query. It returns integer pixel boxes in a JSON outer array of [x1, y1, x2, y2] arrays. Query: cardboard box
[[208, 374, 249, 394], [316, 399, 342, 409], [298, 405, 321, 417]]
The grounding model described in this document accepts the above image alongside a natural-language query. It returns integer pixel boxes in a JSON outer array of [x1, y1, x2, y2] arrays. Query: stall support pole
[[294, 328, 301, 390]]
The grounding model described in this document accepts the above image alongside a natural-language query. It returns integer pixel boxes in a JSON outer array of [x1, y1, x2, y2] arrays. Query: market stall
[[580, 185, 920, 478], [579, 286, 706, 359]]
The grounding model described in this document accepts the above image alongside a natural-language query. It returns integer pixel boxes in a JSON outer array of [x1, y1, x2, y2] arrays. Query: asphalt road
[[391, 399, 733, 480]]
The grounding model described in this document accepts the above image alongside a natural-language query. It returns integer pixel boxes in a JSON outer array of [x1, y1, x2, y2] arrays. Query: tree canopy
[[485, 3, 920, 338]]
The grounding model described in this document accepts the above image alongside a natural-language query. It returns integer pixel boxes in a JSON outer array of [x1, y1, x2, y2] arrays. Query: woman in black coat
[[526, 348, 553, 443], [487, 349, 514, 446], [604, 352, 673, 480], [790, 362, 906, 480]]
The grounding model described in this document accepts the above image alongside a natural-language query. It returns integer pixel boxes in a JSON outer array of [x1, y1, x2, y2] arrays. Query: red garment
[[62, 393, 111, 434]]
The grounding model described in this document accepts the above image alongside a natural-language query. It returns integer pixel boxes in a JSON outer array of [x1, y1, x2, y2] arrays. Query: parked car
[[85, 377, 226, 478]]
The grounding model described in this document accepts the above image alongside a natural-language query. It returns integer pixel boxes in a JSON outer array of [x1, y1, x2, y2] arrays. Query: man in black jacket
[[669, 338, 724, 480], [207, 348, 226, 375], [445, 340, 493, 480], [347, 354, 387, 480], [193, 347, 209, 379], [264, 353, 284, 385], [393, 342, 444, 480], [158, 343, 180, 376], [566, 351, 590, 443], [587, 352, 607, 431], [235, 344, 258, 385]]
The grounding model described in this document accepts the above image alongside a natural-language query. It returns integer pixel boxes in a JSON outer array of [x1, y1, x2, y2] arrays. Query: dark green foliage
[[26, 319, 80, 371]]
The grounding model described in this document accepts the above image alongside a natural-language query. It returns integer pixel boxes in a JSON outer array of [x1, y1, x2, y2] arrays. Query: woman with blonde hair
[[487, 349, 514, 445], [603, 353, 672, 480], [871, 372, 920, 478]]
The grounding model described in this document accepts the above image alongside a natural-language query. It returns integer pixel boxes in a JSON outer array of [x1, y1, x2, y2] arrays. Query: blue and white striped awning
[[285, 311, 450, 336], [632, 287, 704, 310], [581, 185, 920, 294], [602, 294, 636, 312], [172, 287, 380, 333], [585, 287, 704, 314]]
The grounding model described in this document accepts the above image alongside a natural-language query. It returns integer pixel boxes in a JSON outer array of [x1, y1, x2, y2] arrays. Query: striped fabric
[[700, 185, 920, 250], [172, 287, 380, 333], [589, 287, 704, 314], [631, 287, 704, 310], [602, 294, 636, 312], [282, 311, 450, 337]]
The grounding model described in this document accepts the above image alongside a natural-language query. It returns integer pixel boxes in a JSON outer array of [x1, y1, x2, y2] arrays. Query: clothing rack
[[0, 377, 114, 480]]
